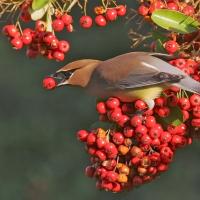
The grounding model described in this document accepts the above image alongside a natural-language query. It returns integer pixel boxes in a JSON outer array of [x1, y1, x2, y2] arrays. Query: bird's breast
[[112, 85, 165, 102]]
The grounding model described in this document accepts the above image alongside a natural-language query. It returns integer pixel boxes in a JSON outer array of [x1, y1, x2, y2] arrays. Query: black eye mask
[[50, 70, 75, 84]]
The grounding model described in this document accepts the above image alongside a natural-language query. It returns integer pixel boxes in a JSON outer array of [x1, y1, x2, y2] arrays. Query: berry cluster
[[1, 0, 127, 62], [135, 0, 200, 56], [169, 58, 200, 81], [2, 20, 71, 61], [138, 0, 195, 17], [76, 93, 195, 192], [93, 5, 127, 28]]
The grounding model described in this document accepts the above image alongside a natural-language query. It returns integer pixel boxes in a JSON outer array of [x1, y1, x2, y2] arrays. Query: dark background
[[0, 1, 200, 199]]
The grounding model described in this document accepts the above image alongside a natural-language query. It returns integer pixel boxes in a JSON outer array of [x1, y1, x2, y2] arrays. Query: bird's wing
[[113, 71, 183, 89], [91, 52, 184, 90]]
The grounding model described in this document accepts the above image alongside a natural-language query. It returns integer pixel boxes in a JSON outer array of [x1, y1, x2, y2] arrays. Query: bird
[[49, 52, 200, 109]]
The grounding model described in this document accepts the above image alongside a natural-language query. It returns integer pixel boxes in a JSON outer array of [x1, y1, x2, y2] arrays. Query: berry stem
[[83, 0, 88, 16], [66, 0, 79, 12]]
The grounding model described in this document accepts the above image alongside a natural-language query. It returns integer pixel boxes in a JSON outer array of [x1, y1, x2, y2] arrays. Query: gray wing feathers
[[114, 72, 184, 90], [93, 52, 200, 93]]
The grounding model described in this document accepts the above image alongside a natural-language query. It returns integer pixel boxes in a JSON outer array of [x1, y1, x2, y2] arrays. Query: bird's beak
[[49, 70, 74, 87]]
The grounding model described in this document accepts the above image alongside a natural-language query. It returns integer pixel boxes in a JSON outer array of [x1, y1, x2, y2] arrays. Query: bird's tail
[[175, 76, 200, 94]]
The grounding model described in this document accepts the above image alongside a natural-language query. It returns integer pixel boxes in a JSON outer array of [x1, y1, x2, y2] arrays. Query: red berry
[[148, 166, 157, 175], [190, 94, 200, 107], [143, 109, 154, 116], [52, 19, 65, 32], [53, 51, 65, 61], [11, 37, 23, 49], [101, 180, 113, 191], [157, 163, 168, 172], [112, 182, 121, 192], [186, 59, 198, 69], [43, 32, 56, 45], [77, 130, 88, 142], [164, 40, 179, 54], [145, 116, 156, 128], [150, 152, 161, 166], [106, 171, 118, 182], [140, 134, 152, 145], [178, 98, 191, 110], [117, 115, 129, 127], [171, 135, 183, 147], [183, 5, 195, 16], [130, 115, 143, 127], [138, 4, 149, 16], [61, 14, 73, 25], [149, 126, 162, 139], [149, 0, 165, 13], [135, 125, 148, 138], [131, 157, 141, 165], [105, 9, 117, 21], [96, 138, 107, 149], [85, 166, 95, 177], [155, 97, 167, 107], [151, 138, 161, 147], [160, 131, 172, 143], [167, 2, 179, 10], [182, 110, 189, 121], [66, 24, 74, 32], [58, 40, 70, 53], [95, 15, 107, 27], [104, 142, 118, 158], [102, 160, 117, 170], [116, 5, 126, 16], [4, 25, 19, 37], [50, 38, 59, 50], [106, 97, 120, 109], [175, 124, 187, 136], [156, 107, 170, 117], [174, 58, 186, 69], [135, 100, 147, 110], [87, 133, 96, 146], [79, 16, 93, 28], [112, 132, 124, 145], [87, 147, 96, 155], [35, 20, 46, 32], [22, 33, 32, 45], [95, 150, 107, 161], [96, 102, 107, 114], [109, 109, 122, 122], [123, 126, 135, 138], [193, 106, 200, 118], [160, 146, 173, 163], [191, 118, 200, 127], [20, 9, 31, 22], [43, 77, 57, 90], [23, 28, 33, 35]]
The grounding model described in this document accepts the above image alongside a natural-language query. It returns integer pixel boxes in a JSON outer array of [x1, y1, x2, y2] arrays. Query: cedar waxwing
[[50, 52, 200, 108]]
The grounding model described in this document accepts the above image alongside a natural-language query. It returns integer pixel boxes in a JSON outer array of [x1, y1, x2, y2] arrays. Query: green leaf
[[29, 5, 48, 21], [151, 9, 200, 34], [32, 0, 51, 10], [156, 106, 183, 128]]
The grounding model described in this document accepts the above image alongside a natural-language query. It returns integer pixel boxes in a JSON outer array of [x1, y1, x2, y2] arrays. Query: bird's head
[[49, 59, 101, 88]]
